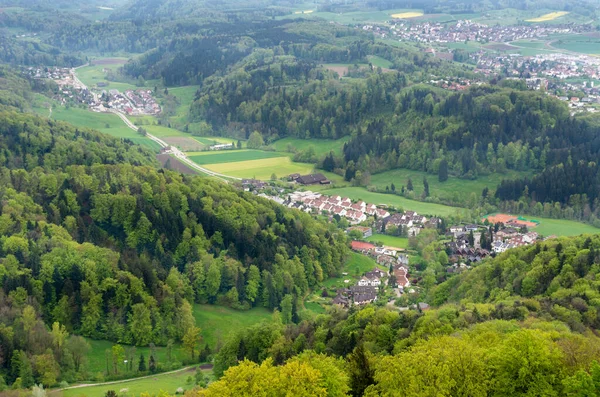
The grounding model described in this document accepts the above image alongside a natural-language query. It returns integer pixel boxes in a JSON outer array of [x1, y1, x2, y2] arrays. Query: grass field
[[188, 150, 286, 165], [202, 157, 315, 180], [526, 11, 569, 22], [51, 107, 161, 152], [322, 253, 380, 289], [366, 234, 409, 249], [367, 55, 394, 68], [551, 35, 600, 54], [84, 339, 189, 378], [322, 187, 470, 218], [76, 58, 138, 92], [270, 137, 349, 157], [390, 11, 424, 18], [369, 168, 531, 206], [60, 367, 208, 397], [192, 305, 273, 348]]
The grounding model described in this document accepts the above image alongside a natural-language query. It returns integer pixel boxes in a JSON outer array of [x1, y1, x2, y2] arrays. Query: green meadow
[[366, 234, 409, 249], [270, 136, 350, 157], [369, 168, 531, 206], [192, 304, 273, 349], [50, 107, 162, 152], [60, 367, 211, 397], [321, 253, 381, 289]]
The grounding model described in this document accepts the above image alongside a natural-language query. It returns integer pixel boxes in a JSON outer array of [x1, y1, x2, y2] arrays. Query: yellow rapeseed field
[[526, 11, 569, 22], [390, 11, 424, 19]]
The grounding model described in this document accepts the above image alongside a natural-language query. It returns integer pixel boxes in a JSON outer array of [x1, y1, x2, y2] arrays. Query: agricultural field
[[366, 234, 409, 249], [369, 168, 532, 206], [551, 34, 600, 54], [201, 157, 315, 180], [526, 11, 569, 22], [188, 150, 286, 165], [59, 367, 211, 397], [50, 107, 162, 152], [270, 136, 349, 157], [322, 187, 471, 218], [390, 11, 423, 19], [192, 305, 273, 349], [83, 339, 189, 378]]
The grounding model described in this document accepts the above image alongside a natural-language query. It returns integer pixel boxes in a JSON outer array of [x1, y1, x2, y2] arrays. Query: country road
[[107, 110, 240, 182], [49, 364, 213, 394], [70, 67, 239, 182]]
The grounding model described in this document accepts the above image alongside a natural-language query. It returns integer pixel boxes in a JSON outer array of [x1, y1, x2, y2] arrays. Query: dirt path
[[49, 364, 212, 394]]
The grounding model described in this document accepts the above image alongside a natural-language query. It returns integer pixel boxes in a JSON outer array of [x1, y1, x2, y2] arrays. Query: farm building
[[295, 173, 330, 185]]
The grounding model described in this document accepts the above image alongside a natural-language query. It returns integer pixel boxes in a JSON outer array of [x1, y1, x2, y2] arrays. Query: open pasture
[[271, 136, 349, 156], [51, 107, 161, 152]]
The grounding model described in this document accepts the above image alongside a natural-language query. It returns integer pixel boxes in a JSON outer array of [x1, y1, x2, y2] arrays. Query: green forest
[[3, 0, 600, 395]]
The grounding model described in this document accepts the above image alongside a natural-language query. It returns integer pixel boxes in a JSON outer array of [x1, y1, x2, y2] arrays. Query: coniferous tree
[[438, 159, 449, 182], [407, 178, 413, 191], [138, 354, 146, 372]]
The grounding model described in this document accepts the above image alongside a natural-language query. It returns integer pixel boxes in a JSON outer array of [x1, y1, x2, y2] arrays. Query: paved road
[[50, 364, 213, 394], [107, 110, 240, 182], [70, 67, 238, 182]]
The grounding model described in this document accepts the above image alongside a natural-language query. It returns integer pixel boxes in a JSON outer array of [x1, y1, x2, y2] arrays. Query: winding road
[[71, 66, 240, 182]]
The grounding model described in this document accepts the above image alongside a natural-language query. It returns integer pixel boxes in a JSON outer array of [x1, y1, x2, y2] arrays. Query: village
[[239, 174, 547, 310], [23, 66, 162, 116]]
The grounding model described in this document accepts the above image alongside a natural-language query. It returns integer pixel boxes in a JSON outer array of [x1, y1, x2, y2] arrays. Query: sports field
[[192, 304, 273, 348], [202, 157, 315, 180], [188, 150, 286, 165], [483, 213, 600, 237], [60, 367, 209, 397], [526, 11, 569, 22]]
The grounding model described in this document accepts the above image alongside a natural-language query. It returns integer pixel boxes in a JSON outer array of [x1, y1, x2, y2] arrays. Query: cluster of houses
[[369, 19, 585, 45], [287, 191, 390, 224], [377, 211, 441, 237], [332, 242, 412, 306], [446, 223, 540, 263], [99, 89, 161, 116]]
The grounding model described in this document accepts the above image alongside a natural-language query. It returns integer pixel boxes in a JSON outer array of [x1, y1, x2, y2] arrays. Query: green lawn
[[188, 150, 287, 165], [366, 234, 409, 249], [322, 253, 381, 289], [50, 107, 161, 152], [323, 187, 470, 218], [270, 137, 350, 157], [192, 305, 273, 349], [369, 168, 531, 206], [60, 367, 209, 397]]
